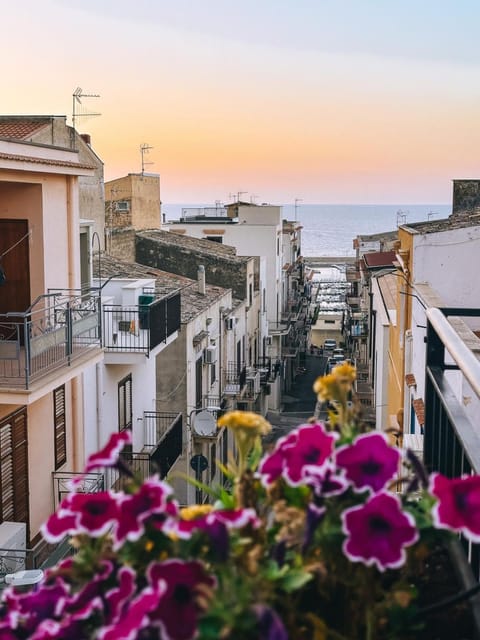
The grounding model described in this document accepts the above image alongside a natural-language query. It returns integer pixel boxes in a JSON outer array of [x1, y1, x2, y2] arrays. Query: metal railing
[[143, 412, 182, 448], [424, 307, 480, 580], [0, 292, 101, 389], [52, 471, 104, 510], [102, 292, 181, 354]]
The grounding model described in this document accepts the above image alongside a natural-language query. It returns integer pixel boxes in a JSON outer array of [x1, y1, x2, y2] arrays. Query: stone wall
[[108, 227, 136, 263], [136, 234, 247, 299], [452, 180, 480, 217]]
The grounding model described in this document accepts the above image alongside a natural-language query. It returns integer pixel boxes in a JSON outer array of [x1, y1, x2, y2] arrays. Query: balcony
[[0, 291, 101, 392], [102, 292, 181, 359], [423, 306, 480, 619]]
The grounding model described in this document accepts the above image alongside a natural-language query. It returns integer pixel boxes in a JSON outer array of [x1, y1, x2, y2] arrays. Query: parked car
[[324, 339, 337, 351], [332, 348, 345, 360]]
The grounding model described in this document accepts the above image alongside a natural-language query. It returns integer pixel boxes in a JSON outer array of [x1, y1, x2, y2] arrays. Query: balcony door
[[0, 220, 31, 315]]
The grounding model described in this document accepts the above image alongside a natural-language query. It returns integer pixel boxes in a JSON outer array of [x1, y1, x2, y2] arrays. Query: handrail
[[426, 307, 480, 399]]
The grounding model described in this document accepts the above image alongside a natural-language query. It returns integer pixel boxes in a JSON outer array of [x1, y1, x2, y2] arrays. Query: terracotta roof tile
[[412, 398, 425, 427], [405, 373, 417, 387], [0, 120, 50, 139], [363, 250, 397, 269], [0, 152, 94, 171]]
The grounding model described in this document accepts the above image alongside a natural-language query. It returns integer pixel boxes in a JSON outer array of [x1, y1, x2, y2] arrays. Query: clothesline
[[0, 229, 33, 260]]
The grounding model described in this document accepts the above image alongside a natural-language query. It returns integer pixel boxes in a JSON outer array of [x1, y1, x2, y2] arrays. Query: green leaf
[[279, 568, 313, 592]]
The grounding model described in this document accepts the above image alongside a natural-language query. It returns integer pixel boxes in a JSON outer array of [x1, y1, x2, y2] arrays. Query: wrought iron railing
[[102, 292, 181, 354], [424, 307, 480, 581], [52, 471, 104, 510], [0, 291, 101, 389], [143, 412, 182, 448]]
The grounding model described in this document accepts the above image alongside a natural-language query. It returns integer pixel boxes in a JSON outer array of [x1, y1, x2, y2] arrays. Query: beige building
[[0, 135, 103, 554], [0, 116, 105, 263], [105, 173, 162, 258]]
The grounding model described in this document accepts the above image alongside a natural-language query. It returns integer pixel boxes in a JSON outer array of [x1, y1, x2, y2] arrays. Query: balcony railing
[[143, 411, 182, 448], [424, 307, 480, 583], [0, 291, 101, 389], [52, 471, 104, 510], [102, 292, 181, 354]]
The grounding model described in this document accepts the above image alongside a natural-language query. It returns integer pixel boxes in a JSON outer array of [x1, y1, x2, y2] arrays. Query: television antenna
[[294, 198, 303, 222], [72, 87, 101, 130], [140, 143, 154, 174]]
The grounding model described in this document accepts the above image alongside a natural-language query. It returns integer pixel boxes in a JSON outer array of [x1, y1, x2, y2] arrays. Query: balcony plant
[[0, 363, 477, 639]]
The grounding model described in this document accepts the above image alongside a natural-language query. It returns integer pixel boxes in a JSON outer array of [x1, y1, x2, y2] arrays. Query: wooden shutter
[[54, 386, 67, 469], [118, 375, 132, 432], [0, 408, 29, 529]]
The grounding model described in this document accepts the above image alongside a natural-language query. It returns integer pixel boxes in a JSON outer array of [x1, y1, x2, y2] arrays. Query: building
[[0, 116, 105, 263], [0, 134, 103, 556], [105, 173, 162, 260]]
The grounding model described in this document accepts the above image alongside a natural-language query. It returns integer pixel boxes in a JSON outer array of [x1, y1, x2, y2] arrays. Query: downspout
[[96, 363, 104, 451]]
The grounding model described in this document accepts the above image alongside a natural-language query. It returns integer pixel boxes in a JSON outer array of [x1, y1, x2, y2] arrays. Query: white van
[[324, 339, 337, 351]]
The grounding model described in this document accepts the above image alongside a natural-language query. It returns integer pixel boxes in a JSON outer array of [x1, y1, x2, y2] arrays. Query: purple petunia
[[430, 472, 480, 542], [306, 462, 349, 498], [148, 559, 216, 640], [335, 432, 400, 493], [98, 585, 164, 640], [341, 491, 419, 571], [259, 423, 337, 487], [70, 430, 132, 488], [41, 491, 121, 543], [113, 477, 176, 548], [253, 604, 289, 640]]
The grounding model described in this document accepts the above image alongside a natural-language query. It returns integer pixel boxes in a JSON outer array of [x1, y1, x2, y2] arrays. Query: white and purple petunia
[[259, 423, 337, 487], [41, 491, 121, 543], [147, 559, 217, 640], [70, 430, 132, 489], [341, 491, 419, 572], [335, 432, 401, 493], [430, 472, 480, 542], [98, 585, 165, 640], [113, 477, 176, 548]]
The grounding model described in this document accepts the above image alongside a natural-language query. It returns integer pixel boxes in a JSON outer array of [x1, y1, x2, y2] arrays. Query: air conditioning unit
[[225, 317, 236, 331], [246, 371, 261, 394], [204, 346, 217, 364], [0, 522, 26, 574], [115, 201, 130, 212]]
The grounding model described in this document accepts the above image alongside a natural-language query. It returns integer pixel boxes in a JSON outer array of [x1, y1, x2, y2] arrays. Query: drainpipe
[[96, 363, 104, 451], [72, 376, 84, 471]]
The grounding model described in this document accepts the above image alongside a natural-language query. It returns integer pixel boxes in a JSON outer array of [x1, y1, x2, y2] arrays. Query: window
[[118, 375, 132, 432], [54, 385, 67, 469], [205, 236, 223, 244], [0, 408, 29, 530]]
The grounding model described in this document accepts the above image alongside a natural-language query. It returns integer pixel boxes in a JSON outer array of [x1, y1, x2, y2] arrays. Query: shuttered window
[[54, 385, 67, 469], [0, 408, 29, 530], [118, 374, 132, 432]]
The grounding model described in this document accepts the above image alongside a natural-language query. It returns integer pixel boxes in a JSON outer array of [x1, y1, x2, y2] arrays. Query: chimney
[[197, 265, 206, 295], [80, 133, 91, 145]]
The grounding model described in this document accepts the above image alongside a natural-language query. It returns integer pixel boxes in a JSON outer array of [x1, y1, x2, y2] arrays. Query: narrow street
[[266, 353, 328, 442]]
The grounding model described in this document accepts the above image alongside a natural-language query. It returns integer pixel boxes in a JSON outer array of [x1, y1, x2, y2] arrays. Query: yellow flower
[[144, 540, 154, 552], [217, 410, 271, 436], [332, 362, 356, 384], [180, 504, 213, 521], [313, 374, 338, 403]]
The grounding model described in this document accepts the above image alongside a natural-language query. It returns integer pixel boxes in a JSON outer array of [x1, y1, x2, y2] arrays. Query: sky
[[2, 0, 480, 205]]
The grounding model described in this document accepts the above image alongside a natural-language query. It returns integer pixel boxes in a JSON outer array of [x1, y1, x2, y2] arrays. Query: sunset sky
[[3, 0, 480, 205]]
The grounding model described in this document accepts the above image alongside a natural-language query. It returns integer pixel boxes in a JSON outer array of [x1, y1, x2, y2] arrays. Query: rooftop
[[94, 252, 231, 323], [137, 229, 251, 264], [0, 116, 52, 140], [362, 250, 397, 269]]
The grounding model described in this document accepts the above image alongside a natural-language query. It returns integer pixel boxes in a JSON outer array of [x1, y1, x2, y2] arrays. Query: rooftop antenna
[[396, 209, 408, 226], [294, 198, 303, 222], [427, 211, 438, 221], [72, 87, 101, 131], [140, 143, 154, 174], [250, 194, 258, 204]]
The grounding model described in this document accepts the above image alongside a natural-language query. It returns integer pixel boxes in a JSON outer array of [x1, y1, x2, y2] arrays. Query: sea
[[162, 203, 452, 258]]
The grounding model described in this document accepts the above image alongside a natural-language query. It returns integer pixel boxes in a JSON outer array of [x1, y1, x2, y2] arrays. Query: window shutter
[[54, 386, 67, 469], [0, 408, 29, 528]]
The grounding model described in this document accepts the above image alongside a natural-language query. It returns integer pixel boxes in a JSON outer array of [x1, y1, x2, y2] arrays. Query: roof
[[0, 117, 51, 140], [137, 229, 251, 264], [0, 151, 95, 171], [363, 251, 396, 269], [94, 252, 231, 323]]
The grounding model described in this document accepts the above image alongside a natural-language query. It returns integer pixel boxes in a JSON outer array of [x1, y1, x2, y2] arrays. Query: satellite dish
[[193, 410, 217, 437]]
